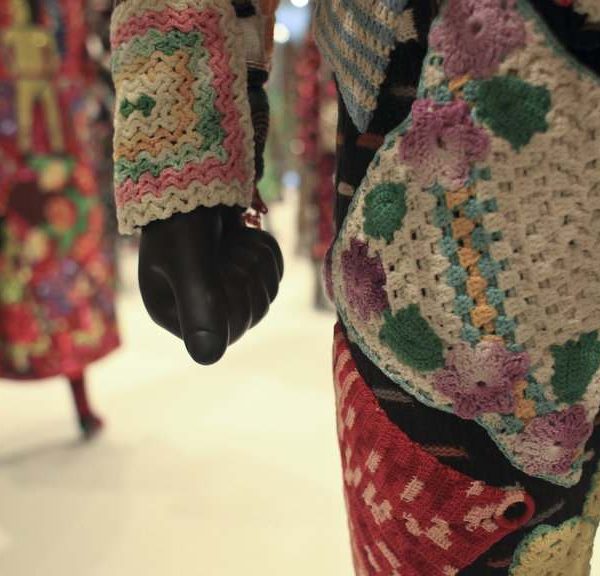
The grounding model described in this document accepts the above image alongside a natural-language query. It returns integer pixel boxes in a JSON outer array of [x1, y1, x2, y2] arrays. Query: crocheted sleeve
[[111, 0, 259, 234]]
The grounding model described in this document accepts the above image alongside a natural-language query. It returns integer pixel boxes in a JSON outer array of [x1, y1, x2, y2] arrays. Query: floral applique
[[430, 0, 526, 79], [517, 405, 593, 476], [550, 332, 600, 405], [363, 182, 407, 243], [341, 239, 388, 322], [509, 518, 597, 576], [433, 341, 530, 419], [379, 305, 445, 372], [399, 99, 490, 188]]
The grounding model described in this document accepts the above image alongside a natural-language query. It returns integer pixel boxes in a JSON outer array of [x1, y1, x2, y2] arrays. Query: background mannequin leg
[[68, 372, 104, 439]]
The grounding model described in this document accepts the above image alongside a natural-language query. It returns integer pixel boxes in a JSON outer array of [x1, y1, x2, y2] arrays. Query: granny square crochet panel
[[111, 0, 254, 234], [333, 325, 535, 576], [330, 0, 600, 487]]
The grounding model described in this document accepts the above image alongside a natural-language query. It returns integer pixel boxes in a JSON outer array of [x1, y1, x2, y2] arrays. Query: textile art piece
[[330, 0, 600, 486], [314, 0, 416, 132], [333, 324, 534, 576], [111, 0, 254, 233]]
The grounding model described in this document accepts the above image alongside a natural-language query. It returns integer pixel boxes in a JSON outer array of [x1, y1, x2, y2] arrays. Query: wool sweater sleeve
[[111, 0, 276, 234]]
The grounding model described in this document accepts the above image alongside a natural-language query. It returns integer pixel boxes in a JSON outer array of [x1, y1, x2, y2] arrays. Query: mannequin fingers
[[220, 206, 284, 278], [237, 227, 284, 279], [228, 236, 281, 302], [233, 239, 281, 302], [227, 251, 271, 329], [221, 263, 253, 345], [170, 266, 229, 366], [138, 265, 182, 339]]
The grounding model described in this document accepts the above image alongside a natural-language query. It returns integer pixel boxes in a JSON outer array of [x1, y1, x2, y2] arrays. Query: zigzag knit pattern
[[111, 0, 254, 234]]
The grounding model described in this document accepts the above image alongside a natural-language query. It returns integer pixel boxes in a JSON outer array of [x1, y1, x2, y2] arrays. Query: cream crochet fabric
[[111, 0, 254, 233], [574, 0, 600, 22], [330, 0, 600, 486]]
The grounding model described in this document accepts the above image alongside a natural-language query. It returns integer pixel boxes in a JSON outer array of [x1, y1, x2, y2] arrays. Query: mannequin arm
[[111, 0, 283, 364]]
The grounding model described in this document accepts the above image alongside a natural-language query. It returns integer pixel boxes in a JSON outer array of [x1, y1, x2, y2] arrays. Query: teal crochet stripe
[[318, 0, 391, 69], [429, 172, 518, 347]]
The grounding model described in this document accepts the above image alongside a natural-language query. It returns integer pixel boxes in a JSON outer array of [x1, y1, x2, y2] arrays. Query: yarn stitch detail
[[111, 0, 254, 233], [330, 0, 600, 486], [333, 325, 534, 576]]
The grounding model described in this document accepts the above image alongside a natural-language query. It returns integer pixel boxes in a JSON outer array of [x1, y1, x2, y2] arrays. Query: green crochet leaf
[[119, 94, 156, 119], [379, 305, 445, 372], [469, 76, 551, 151], [550, 332, 600, 405], [363, 182, 407, 244]]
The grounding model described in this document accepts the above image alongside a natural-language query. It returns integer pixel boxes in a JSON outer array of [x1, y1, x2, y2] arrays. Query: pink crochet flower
[[430, 0, 527, 79], [519, 405, 593, 476], [434, 341, 530, 419], [341, 239, 388, 322], [399, 99, 490, 188]]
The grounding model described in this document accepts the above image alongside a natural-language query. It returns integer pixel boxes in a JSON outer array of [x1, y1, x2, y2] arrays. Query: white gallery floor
[[0, 200, 598, 575]]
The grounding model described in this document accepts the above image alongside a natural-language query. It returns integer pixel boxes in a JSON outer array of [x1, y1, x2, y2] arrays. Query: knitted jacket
[[112, 0, 600, 488]]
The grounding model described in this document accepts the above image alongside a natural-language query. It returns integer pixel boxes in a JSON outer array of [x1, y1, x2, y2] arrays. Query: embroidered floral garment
[[330, 0, 600, 487], [0, 0, 119, 379]]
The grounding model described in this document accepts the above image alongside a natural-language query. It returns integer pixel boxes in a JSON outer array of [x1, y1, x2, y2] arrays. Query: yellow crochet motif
[[510, 466, 600, 575]]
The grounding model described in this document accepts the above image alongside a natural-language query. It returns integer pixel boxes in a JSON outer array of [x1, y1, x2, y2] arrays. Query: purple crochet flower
[[433, 341, 530, 419], [399, 99, 490, 189], [519, 405, 593, 476], [341, 239, 388, 322], [430, 0, 527, 79]]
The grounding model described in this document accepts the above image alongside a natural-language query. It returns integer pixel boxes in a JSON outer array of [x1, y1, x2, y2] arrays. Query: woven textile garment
[[330, 0, 600, 488], [0, 0, 119, 379]]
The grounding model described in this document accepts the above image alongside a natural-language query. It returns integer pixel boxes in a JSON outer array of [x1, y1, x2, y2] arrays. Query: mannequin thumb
[[173, 274, 229, 366]]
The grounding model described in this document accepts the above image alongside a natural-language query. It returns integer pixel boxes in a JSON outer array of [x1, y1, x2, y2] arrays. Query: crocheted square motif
[[333, 325, 534, 576], [313, 0, 414, 132], [111, 0, 254, 233], [330, 0, 600, 487], [509, 465, 600, 575]]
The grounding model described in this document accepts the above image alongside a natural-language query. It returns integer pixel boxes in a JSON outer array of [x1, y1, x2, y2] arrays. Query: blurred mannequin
[[0, 0, 120, 438]]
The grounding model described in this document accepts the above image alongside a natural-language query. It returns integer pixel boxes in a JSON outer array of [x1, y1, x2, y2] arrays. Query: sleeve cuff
[[111, 0, 255, 234]]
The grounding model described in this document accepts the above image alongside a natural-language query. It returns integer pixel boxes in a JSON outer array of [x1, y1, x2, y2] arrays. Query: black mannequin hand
[[138, 205, 284, 365]]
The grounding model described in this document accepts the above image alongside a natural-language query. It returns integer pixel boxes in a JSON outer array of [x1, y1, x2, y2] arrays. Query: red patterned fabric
[[0, 0, 119, 380], [333, 325, 535, 575]]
